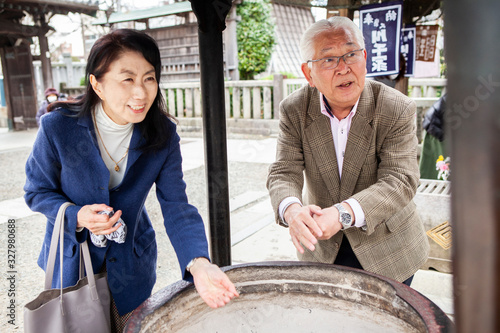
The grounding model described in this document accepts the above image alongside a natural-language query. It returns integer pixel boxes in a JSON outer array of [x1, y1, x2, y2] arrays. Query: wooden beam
[[0, 20, 40, 37], [445, 0, 500, 332], [0, 0, 98, 17], [38, 15, 54, 91]]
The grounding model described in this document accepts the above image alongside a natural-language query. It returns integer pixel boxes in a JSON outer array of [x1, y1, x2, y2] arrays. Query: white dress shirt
[[278, 93, 366, 228]]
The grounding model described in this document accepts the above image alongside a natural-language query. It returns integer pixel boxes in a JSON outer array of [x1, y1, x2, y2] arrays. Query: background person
[[25, 29, 238, 332], [36, 87, 60, 127], [419, 94, 448, 179], [267, 17, 429, 286]]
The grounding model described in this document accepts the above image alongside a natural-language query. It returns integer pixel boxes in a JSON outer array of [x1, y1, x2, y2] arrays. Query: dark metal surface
[[189, 0, 233, 267], [124, 262, 453, 333], [444, 0, 500, 332]]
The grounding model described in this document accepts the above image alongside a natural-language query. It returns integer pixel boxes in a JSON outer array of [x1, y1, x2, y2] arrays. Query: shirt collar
[[94, 102, 134, 133], [320, 93, 360, 121]]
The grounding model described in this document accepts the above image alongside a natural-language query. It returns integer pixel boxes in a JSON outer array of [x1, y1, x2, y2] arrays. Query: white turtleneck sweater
[[93, 103, 134, 189]]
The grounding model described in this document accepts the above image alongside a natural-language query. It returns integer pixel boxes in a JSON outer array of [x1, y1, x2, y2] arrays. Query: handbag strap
[[45, 202, 74, 290], [45, 202, 100, 304], [81, 239, 99, 300]]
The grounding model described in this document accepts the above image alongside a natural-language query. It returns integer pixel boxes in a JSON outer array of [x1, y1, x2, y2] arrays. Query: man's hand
[[190, 258, 239, 308], [77, 204, 122, 235], [313, 203, 355, 240], [284, 203, 324, 254], [312, 206, 342, 240]]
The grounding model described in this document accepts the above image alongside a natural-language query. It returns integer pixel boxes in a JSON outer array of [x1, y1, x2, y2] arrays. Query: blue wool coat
[[24, 109, 210, 315]]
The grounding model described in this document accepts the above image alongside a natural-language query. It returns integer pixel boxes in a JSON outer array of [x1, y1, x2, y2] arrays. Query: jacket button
[[99, 187, 105, 190], [335, 243, 339, 249], [108, 257, 117, 262]]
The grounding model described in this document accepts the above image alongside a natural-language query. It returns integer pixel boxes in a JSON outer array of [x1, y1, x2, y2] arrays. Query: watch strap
[[334, 203, 353, 229]]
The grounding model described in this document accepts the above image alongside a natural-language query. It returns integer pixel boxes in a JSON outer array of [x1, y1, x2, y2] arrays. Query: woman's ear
[[89, 74, 103, 100]]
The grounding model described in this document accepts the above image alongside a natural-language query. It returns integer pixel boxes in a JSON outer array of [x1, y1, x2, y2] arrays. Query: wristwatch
[[186, 257, 203, 272], [334, 203, 353, 229]]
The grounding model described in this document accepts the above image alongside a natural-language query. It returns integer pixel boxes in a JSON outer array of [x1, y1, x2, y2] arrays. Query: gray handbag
[[24, 202, 111, 333]]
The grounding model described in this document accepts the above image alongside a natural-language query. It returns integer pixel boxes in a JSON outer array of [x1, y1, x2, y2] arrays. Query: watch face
[[341, 212, 352, 226]]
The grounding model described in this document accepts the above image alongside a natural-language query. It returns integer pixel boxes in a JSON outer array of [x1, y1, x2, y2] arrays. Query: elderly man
[[267, 16, 429, 285]]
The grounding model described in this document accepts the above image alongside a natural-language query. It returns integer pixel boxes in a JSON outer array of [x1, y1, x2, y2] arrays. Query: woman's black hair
[[49, 29, 174, 152]]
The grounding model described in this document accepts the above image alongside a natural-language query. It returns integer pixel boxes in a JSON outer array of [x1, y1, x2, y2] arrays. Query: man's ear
[[301, 63, 315, 87], [89, 74, 104, 100]]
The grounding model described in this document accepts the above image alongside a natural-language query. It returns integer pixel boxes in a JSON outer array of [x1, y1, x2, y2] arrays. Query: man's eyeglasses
[[307, 49, 365, 70]]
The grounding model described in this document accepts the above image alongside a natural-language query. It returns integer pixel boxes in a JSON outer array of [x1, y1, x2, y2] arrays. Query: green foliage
[[237, 0, 276, 80]]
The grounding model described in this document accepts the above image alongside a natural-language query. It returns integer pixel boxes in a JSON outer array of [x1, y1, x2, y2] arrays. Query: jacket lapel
[[304, 90, 341, 203], [340, 82, 374, 199], [125, 125, 145, 174], [77, 113, 111, 186]]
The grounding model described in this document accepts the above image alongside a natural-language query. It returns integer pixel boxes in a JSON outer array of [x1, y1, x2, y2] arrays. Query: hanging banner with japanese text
[[359, 1, 403, 77], [415, 25, 439, 62], [401, 25, 416, 76]]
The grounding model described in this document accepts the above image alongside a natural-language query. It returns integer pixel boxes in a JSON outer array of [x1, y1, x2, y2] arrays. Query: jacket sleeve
[[154, 124, 210, 281], [351, 99, 420, 235], [266, 97, 306, 226], [24, 116, 85, 244]]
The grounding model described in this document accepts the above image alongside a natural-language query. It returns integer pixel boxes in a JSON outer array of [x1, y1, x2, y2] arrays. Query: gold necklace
[[93, 113, 129, 172]]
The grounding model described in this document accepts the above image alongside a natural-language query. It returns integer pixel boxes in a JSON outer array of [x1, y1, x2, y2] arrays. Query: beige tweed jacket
[[267, 80, 429, 282]]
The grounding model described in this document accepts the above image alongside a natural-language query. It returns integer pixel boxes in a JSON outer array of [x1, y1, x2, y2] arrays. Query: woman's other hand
[[77, 204, 122, 235], [190, 258, 239, 308]]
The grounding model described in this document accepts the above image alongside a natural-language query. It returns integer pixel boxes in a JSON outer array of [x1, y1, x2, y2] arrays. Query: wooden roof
[[274, 0, 441, 21], [92, 1, 192, 25], [0, 0, 99, 46], [0, 0, 99, 17]]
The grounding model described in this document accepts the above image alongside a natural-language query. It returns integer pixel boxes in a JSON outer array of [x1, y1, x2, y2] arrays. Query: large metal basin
[[125, 262, 453, 333]]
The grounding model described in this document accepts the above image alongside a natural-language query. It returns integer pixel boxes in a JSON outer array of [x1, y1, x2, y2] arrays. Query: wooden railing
[[161, 77, 446, 141], [409, 78, 447, 98], [58, 76, 445, 141]]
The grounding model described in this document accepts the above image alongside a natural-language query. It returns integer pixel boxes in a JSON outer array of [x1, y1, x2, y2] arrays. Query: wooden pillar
[[444, 0, 500, 332], [223, 2, 239, 80], [336, 8, 354, 20], [38, 15, 54, 91]]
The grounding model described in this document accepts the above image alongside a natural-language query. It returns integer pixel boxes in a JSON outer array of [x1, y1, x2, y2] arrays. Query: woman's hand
[[77, 204, 122, 235], [190, 258, 239, 308]]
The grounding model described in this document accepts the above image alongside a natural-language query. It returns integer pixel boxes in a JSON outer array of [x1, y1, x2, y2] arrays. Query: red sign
[[415, 25, 439, 62]]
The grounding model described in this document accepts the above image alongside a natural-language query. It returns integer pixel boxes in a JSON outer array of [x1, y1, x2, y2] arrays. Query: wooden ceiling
[[274, 0, 441, 22]]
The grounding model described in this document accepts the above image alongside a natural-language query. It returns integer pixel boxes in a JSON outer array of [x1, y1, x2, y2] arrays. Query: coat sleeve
[[351, 98, 420, 235], [24, 116, 86, 245], [266, 97, 306, 226], [154, 124, 210, 281]]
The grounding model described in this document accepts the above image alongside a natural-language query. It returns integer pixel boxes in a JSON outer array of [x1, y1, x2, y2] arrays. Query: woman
[[24, 29, 238, 331], [36, 87, 61, 127]]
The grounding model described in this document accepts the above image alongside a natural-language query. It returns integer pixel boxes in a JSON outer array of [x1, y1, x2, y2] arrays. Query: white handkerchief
[[90, 210, 127, 248]]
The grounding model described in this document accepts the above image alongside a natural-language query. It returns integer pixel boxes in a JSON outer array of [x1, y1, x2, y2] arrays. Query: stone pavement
[[0, 127, 453, 332]]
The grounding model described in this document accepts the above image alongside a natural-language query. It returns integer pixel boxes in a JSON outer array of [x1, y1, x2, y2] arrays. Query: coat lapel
[[304, 91, 341, 203], [339, 82, 375, 200], [125, 125, 145, 174], [77, 113, 109, 183]]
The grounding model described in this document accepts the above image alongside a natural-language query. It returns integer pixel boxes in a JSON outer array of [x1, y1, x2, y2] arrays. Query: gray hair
[[299, 16, 365, 63]]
